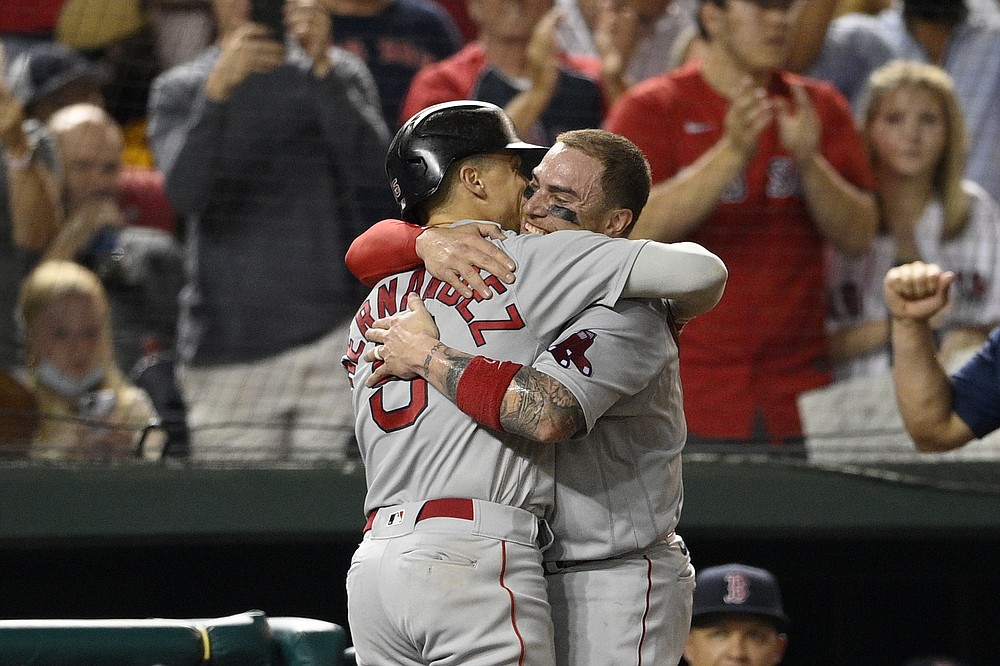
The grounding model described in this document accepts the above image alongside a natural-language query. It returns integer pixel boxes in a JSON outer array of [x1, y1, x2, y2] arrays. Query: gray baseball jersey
[[343, 227, 651, 517], [343, 226, 657, 666], [537, 299, 693, 666], [540, 297, 684, 563]]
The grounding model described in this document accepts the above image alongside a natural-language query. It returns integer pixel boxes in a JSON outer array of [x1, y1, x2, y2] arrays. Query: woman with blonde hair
[[18, 260, 164, 461], [824, 59, 1000, 380]]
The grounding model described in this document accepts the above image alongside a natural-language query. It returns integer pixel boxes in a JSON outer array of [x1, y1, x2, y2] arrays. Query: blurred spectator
[[148, 0, 391, 462], [825, 61, 1000, 380], [322, 0, 463, 128], [55, 0, 146, 51], [430, 0, 477, 42], [682, 563, 789, 666], [17, 260, 165, 461], [0, 42, 76, 371], [399, 0, 605, 143], [148, 0, 216, 70], [606, 0, 878, 446], [804, 0, 1000, 201], [44, 103, 184, 372], [0, 1, 67, 63], [43, 103, 127, 265], [6, 39, 179, 230], [557, 0, 697, 97], [56, 0, 163, 168], [7, 41, 107, 125]]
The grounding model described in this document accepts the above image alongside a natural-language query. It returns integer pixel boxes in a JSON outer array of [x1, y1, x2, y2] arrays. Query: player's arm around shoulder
[[625, 240, 727, 323], [364, 293, 586, 444]]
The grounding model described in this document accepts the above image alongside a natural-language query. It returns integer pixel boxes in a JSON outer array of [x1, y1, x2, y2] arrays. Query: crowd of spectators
[[0, 0, 998, 461]]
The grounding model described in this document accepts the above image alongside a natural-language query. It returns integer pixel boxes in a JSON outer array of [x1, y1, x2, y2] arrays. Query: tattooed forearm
[[422, 342, 446, 377], [499, 367, 585, 442], [420, 343, 584, 443], [440, 346, 474, 401]]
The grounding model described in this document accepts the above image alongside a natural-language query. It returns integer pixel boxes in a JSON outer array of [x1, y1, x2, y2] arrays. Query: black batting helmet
[[386, 100, 549, 223]]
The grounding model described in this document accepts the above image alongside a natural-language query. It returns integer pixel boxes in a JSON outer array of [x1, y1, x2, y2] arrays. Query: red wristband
[[455, 356, 523, 432]]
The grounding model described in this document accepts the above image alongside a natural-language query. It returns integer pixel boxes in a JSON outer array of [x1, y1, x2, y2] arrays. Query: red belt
[[363, 497, 475, 532]]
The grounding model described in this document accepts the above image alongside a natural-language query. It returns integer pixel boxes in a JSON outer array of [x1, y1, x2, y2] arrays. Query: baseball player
[[343, 102, 725, 666], [355, 128, 728, 665], [683, 563, 789, 666]]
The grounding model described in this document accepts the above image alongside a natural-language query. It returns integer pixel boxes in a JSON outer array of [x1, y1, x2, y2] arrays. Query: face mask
[[34, 360, 105, 399]]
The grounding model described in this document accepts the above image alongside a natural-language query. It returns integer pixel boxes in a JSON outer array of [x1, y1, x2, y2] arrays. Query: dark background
[[2, 460, 999, 665], [2, 534, 999, 665]]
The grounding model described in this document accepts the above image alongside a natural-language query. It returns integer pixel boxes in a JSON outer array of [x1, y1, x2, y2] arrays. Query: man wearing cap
[[6, 42, 107, 124], [684, 563, 789, 666]]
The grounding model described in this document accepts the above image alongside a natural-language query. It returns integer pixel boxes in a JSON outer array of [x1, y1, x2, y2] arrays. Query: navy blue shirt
[[333, 0, 462, 127], [952, 326, 1000, 438]]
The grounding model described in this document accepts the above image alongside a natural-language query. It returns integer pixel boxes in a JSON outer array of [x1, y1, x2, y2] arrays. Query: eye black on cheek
[[549, 205, 578, 223]]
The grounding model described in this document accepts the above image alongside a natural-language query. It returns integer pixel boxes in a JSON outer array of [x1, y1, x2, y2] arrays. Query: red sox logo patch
[[548, 330, 596, 377], [723, 573, 751, 605]]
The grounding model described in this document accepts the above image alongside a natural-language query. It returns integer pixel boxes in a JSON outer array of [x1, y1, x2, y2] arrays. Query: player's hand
[[287, 0, 333, 77], [415, 223, 515, 299], [884, 261, 955, 322], [775, 82, 820, 164], [204, 22, 286, 101], [365, 294, 441, 386], [722, 77, 771, 159]]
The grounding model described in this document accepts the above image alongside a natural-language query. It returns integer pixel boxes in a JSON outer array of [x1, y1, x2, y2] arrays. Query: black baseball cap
[[692, 563, 789, 631], [7, 42, 108, 109]]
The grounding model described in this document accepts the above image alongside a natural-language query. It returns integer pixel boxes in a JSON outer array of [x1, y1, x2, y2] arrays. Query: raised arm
[[1, 44, 62, 250], [148, 23, 285, 214], [364, 293, 585, 443], [785, 0, 839, 74], [885, 261, 976, 451]]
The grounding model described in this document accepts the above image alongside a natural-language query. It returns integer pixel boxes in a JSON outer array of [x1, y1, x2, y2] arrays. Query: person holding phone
[[148, 0, 393, 461], [605, 0, 878, 447]]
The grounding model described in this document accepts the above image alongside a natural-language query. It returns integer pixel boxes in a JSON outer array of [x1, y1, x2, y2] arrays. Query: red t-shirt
[[0, 1, 65, 33], [606, 63, 876, 441]]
